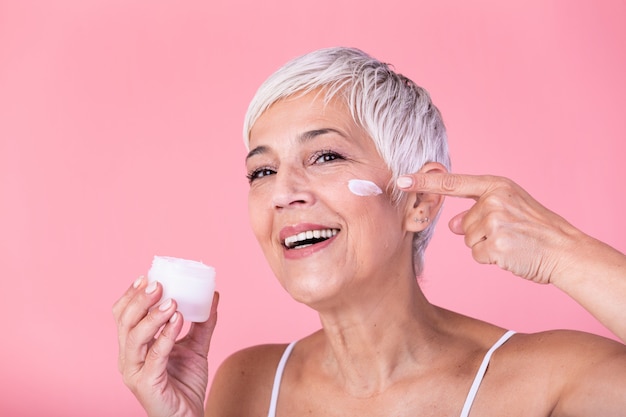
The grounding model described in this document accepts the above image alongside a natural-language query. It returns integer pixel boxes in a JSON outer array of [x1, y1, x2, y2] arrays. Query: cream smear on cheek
[[348, 179, 383, 196]]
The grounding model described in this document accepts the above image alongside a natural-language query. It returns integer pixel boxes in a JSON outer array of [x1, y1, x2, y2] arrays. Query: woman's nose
[[271, 167, 314, 209]]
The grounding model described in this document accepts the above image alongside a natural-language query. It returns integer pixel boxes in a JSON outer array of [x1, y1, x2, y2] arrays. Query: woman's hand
[[398, 173, 582, 283], [397, 172, 626, 341], [113, 277, 219, 417]]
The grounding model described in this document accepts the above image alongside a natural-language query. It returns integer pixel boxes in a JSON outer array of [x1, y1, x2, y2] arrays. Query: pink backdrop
[[1, 0, 625, 415]]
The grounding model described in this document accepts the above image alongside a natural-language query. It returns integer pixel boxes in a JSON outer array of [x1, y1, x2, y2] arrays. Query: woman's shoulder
[[440, 306, 624, 359], [504, 329, 625, 362], [212, 342, 292, 388], [440, 308, 626, 386], [444, 311, 626, 415], [492, 330, 626, 416], [205, 343, 292, 417], [500, 329, 626, 384], [449, 308, 626, 368], [221, 342, 292, 371]]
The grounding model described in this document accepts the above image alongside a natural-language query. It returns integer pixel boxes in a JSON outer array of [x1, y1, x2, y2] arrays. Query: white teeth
[[284, 228, 338, 248]]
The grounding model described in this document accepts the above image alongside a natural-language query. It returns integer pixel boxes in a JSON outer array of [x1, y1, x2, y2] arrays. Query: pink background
[[1, 0, 625, 415]]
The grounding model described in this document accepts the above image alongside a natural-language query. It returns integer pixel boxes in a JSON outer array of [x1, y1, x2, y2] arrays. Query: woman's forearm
[[551, 233, 626, 342]]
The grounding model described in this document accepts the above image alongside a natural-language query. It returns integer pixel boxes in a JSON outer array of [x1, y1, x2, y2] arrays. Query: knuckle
[[122, 371, 138, 390], [489, 232, 513, 255], [116, 313, 131, 332], [159, 323, 177, 343], [493, 176, 517, 193], [481, 192, 505, 210], [470, 246, 488, 265], [121, 363, 139, 385], [114, 300, 144, 332], [145, 325, 177, 362], [147, 343, 163, 362], [483, 212, 502, 232], [413, 173, 429, 190], [125, 329, 142, 350], [144, 307, 166, 328], [442, 173, 462, 192]]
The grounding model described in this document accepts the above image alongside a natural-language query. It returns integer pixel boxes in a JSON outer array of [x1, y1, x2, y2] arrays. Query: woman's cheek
[[248, 191, 269, 238], [347, 179, 383, 196]]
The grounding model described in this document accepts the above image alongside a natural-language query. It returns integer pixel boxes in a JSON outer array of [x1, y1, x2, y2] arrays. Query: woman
[[113, 47, 626, 416]]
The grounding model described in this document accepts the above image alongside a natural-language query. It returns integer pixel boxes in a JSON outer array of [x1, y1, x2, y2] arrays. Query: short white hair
[[243, 47, 451, 275]]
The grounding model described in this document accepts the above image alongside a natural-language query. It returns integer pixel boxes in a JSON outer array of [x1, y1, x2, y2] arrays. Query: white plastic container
[[147, 256, 215, 322]]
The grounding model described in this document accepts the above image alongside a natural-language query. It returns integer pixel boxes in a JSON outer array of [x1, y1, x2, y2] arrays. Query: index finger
[[396, 172, 500, 199]]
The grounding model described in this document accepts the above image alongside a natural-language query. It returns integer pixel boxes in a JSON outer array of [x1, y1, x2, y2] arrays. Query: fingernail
[[397, 176, 413, 188], [169, 312, 178, 323], [159, 298, 172, 311], [133, 276, 144, 289], [145, 281, 157, 294]]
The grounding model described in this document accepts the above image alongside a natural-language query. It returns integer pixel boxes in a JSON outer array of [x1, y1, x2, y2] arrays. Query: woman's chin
[[280, 275, 344, 310]]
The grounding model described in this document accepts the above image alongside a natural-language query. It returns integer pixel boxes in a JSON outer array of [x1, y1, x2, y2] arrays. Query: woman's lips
[[282, 232, 338, 259], [283, 228, 339, 249], [279, 223, 340, 259]]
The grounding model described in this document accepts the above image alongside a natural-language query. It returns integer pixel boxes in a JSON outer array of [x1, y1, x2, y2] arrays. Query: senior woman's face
[[246, 93, 415, 308]]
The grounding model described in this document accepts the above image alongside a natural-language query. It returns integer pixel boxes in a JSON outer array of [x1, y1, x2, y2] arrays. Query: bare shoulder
[[437, 306, 626, 416], [505, 329, 626, 366], [205, 343, 290, 417], [493, 330, 626, 417]]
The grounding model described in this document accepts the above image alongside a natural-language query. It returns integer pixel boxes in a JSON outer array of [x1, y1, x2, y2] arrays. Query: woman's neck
[[314, 276, 446, 397]]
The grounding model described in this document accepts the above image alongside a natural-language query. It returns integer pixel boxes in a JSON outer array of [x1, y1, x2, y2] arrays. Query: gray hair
[[243, 47, 451, 275]]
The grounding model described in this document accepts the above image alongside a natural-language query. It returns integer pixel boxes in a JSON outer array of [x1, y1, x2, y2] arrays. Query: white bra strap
[[267, 341, 297, 417], [459, 330, 516, 417]]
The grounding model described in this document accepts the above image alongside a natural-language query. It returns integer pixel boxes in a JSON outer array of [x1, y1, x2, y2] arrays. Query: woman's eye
[[313, 151, 343, 164], [246, 167, 275, 183]]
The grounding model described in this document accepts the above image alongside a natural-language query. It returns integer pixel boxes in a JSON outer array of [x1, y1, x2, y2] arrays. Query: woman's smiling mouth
[[283, 228, 339, 249]]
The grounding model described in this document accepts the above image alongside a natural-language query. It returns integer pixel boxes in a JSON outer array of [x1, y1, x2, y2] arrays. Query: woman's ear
[[403, 162, 447, 232]]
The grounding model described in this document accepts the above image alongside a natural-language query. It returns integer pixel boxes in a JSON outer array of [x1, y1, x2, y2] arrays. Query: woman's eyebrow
[[246, 145, 267, 161], [299, 128, 346, 142], [246, 128, 347, 161]]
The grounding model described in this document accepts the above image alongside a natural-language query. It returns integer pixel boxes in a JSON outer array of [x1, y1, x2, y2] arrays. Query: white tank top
[[267, 330, 516, 417]]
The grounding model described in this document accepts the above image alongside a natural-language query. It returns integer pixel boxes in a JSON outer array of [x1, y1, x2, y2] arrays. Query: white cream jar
[[147, 256, 215, 322]]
